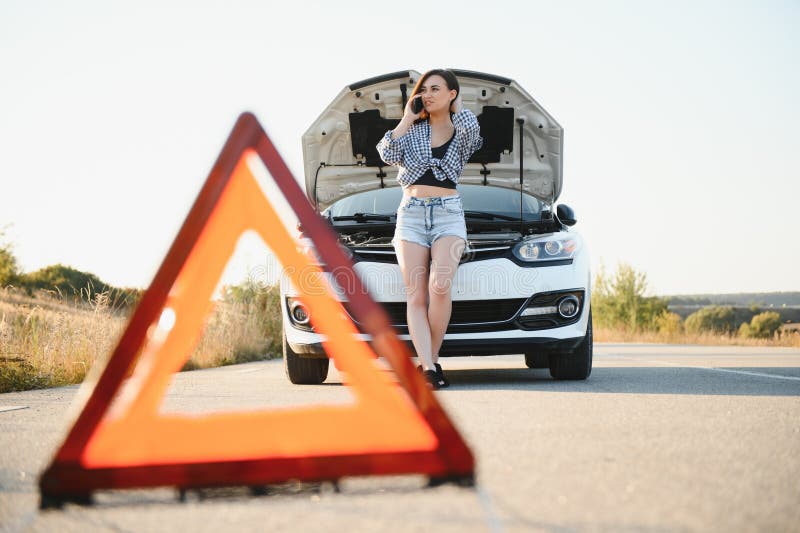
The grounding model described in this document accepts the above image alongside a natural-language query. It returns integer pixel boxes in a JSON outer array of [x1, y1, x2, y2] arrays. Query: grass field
[[0, 286, 282, 393]]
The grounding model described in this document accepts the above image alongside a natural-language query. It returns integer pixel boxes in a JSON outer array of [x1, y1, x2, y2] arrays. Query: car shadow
[[440, 366, 800, 397]]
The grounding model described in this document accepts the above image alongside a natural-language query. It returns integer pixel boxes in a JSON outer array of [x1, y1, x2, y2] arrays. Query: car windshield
[[324, 184, 544, 221]]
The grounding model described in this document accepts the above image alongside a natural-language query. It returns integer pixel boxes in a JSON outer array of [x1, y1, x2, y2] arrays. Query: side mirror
[[556, 204, 577, 226]]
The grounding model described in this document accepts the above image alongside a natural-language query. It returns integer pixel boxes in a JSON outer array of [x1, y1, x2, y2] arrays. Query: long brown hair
[[410, 68, 460, 121]]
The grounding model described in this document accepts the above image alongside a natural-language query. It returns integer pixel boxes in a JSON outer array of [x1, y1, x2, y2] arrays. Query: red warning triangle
[[39, 113, 474, 505]]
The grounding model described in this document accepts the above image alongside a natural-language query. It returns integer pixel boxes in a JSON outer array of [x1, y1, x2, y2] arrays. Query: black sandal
[[434, 363, 450, 388], [418, 365, 445, 390], [423, 370, 443, 390]]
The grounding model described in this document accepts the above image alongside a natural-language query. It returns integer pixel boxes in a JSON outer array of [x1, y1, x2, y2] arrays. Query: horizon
[[1, 1, 798, 295]]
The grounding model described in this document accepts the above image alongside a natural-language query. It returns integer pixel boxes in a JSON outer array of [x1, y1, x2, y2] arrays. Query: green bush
[[1, 232, 140, 309], [592, 262, 668, 332], [684, 305, 736, 335], [22, 263, 107, 296], [738, 322, 752, 338], [0, 247, 19, 286], [0, 228, 20, 286], [656, 311, 684, 335], [740, 311, 783, 339], [14, 263, 140, 309]]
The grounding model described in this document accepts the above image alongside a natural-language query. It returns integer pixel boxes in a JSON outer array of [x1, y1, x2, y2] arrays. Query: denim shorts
[[392, 194, 467, 249]]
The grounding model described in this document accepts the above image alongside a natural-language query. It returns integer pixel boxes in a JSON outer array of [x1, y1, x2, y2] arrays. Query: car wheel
[[548, 309, 593, 380], [524, 352, 549, 369], [283, 331, 329, 384]]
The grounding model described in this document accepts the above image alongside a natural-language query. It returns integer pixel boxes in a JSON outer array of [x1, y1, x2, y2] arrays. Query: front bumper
[[288, 331, 586, 358], [282, 252, 591, 358]]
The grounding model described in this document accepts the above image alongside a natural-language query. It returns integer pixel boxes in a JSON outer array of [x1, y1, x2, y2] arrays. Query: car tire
[[548, 309, 593, 380], [283, 331, 329, 384], [524, 352, 549, 369]]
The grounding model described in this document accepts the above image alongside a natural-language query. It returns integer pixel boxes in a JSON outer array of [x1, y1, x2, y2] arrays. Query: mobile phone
[[412, 96, 424, 114]]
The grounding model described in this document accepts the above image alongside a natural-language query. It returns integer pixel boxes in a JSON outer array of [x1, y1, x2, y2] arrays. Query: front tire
[[283, 331, 329, 384], [548, 310, 593, 380]]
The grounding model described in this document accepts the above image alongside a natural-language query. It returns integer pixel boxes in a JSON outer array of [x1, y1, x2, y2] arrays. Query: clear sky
[[1, 0, 798, 295]]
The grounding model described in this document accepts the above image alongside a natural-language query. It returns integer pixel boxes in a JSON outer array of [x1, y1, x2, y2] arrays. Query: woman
[[376, 69, 483, 389]]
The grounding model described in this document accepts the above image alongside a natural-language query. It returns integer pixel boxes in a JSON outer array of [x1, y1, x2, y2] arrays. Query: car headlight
[[513, 236, 578, 262], [287, 297, 311, 326]]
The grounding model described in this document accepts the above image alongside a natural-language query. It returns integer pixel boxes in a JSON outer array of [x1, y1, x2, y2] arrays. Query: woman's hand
[[404, 94, 423, 120], [450, 93, 463, 113], [392, 95, 422, 140]]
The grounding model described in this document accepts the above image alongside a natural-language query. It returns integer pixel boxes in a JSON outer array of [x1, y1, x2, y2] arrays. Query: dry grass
[[595, 326, 800, 348], [0, 289, 124, 391], [0, 286, 283, 393], [183, 286, 283, 371]]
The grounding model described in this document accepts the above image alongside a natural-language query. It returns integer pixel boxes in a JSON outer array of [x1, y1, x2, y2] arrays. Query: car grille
[[345, 297, 528, 333], [352, 244, 513, 264]]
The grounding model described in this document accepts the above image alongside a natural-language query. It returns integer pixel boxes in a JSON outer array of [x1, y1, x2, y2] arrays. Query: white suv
[[280, 69, 592, 384]]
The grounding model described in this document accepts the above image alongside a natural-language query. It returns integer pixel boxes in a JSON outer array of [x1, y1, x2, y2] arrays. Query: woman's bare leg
[[428, 236, 465, 364], [396, 240, 434, 370]]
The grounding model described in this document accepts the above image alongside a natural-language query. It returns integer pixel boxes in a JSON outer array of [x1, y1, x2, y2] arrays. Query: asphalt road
[[1, 343, 799, 532]]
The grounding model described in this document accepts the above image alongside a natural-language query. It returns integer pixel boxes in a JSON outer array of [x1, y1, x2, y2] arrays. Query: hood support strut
[[387, 82, 405, 191], [517, 118, 524, 235], [313, 162, 324, 209]]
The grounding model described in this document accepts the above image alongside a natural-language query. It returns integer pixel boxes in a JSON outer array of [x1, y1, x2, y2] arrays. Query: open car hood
[[302, 69, 563, 212]]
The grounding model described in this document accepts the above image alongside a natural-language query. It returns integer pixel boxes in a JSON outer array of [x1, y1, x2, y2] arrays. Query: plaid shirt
[[376, 109, 483, 188]]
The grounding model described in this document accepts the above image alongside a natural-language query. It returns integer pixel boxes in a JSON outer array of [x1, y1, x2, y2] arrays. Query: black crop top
[[413, 132, 457, 189]]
